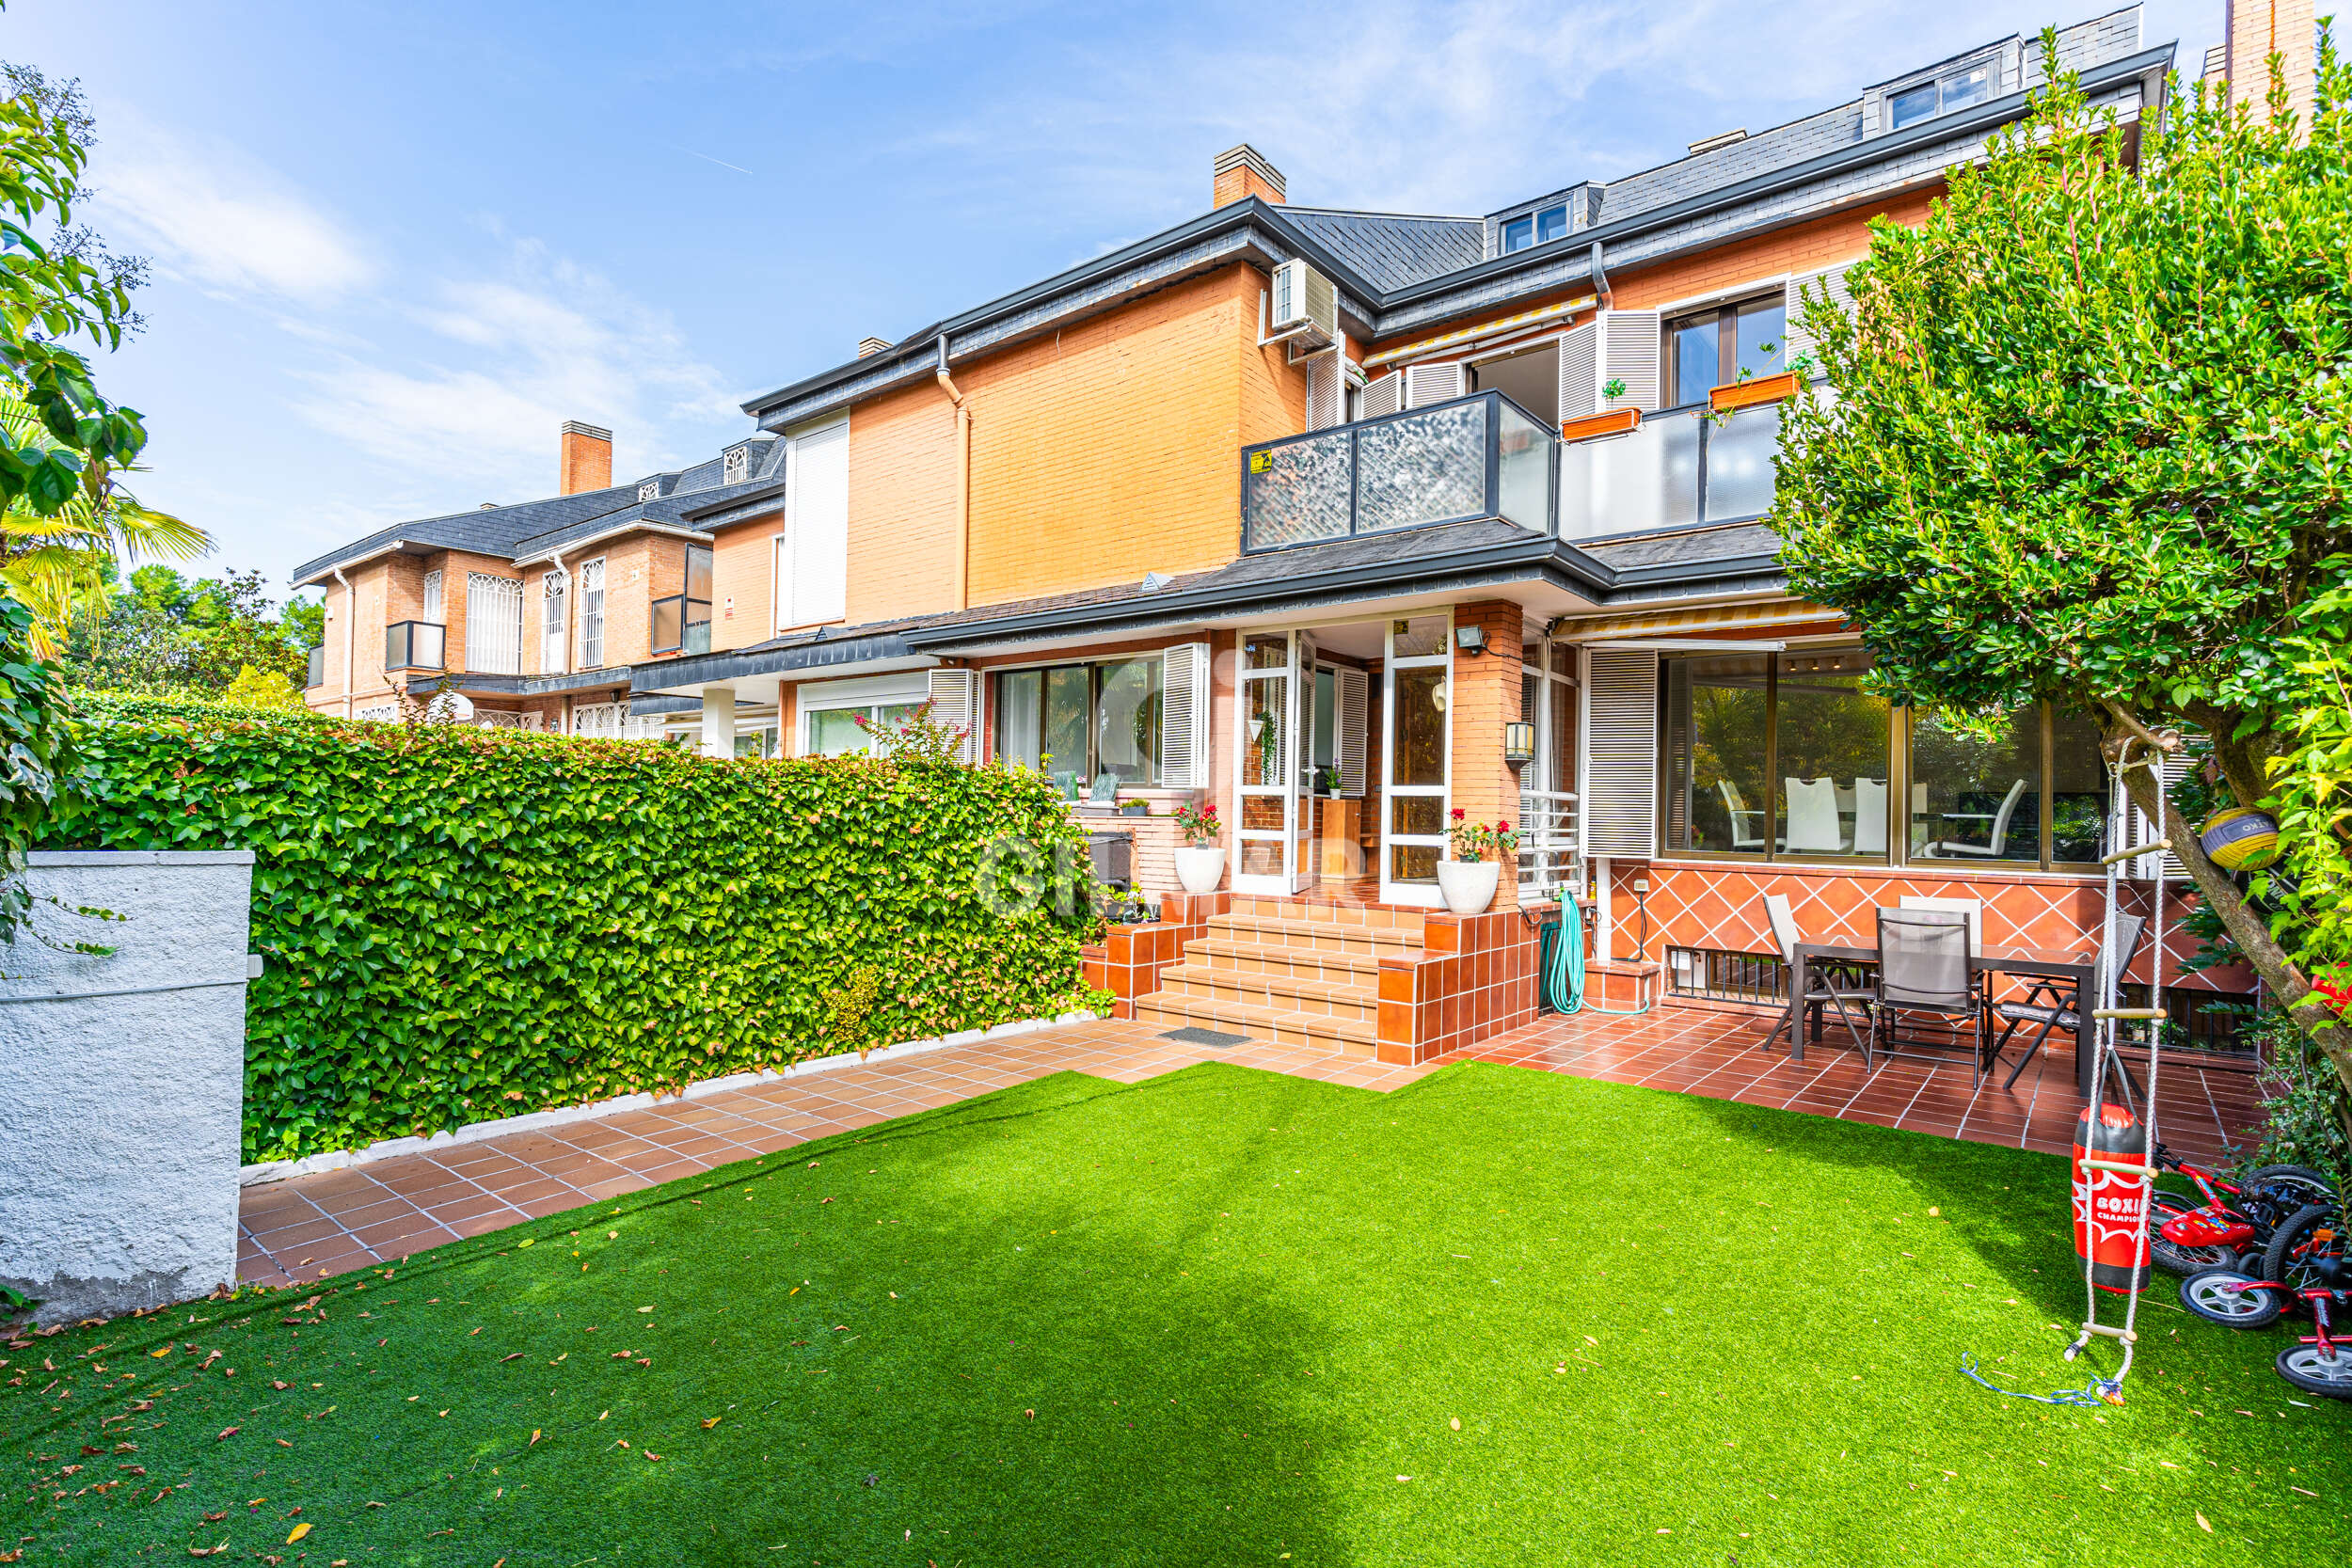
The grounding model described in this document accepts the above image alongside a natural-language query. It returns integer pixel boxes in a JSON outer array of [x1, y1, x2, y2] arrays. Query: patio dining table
[[1785, 939, 2101, 1098]]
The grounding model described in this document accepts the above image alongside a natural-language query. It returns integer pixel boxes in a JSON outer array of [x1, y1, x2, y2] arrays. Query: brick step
[[1152, 961, 1378, 1025], [1130, 991, 1379, 1056], [1204, 912, 1423, 959], [1184, 937, 1386, 990]]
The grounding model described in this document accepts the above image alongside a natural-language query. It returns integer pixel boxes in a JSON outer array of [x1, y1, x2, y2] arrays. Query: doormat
[[1160, 1025, 1251, 1049]]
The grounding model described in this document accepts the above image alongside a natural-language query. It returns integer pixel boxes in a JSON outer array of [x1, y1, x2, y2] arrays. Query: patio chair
[[1871, 908, 1989, 1081], [1931, 778, 2028, 858], [1851, 779, 1889, 855], [1715, 781, 1767, 850], [1758, 893, 1873, 1057], [1783, 777, 1850, 854], [1988, 912, 2145, 1092]]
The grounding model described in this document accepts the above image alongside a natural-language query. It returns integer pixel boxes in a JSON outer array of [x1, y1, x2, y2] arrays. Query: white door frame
[[1379, 610, 1454, 908], [1232, 628, 1317, 895]]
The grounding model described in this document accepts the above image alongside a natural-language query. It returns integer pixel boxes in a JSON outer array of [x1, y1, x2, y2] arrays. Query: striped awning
[[1550, 600, 1846, 641], [1364, 294, 1597, 369]]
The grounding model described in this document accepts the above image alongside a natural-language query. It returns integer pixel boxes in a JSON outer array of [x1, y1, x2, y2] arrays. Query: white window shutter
[[1304, 355, 1342, 431], [786, 420, 850, 626], [1158, 641, 1212, 788], [1403, 360, 1467, 408], [1336, 666, 1368, 797], [925, 667, 981, 764], [1556, 321, 1598, 421], [2134, 739, 2203, 881], [1358, 371, 1403, 420], [1581, 647, 1658, 857], [1784, 265, 1854, 378], [1597, 310, 1662, 412]]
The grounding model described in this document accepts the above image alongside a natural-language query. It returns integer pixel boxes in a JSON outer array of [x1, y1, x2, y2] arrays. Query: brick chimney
[[559, 420, 612, 497], [856, 336, 890, 358], [1213, 144, 1285, 209], [2223, 0, 2319, 126]]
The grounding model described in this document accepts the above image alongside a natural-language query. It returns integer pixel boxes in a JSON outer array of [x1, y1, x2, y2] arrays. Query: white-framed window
[[464, 573, 523, 674], [354, 703, 400, 723], [570, 702, 623, 738], [540, 570, 567, 673], [799, 673, 926, 757], [1888, 59, 1994, 130], [421, 570, 443, 624], [576, 558, 606, 669], [771, 533, 789, 634]]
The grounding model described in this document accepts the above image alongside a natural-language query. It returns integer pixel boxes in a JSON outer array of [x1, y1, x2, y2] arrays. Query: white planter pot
[[1173, 845, 1227, 895], [0, 850, 256, 1325], [1436, 857, 1501, 915]]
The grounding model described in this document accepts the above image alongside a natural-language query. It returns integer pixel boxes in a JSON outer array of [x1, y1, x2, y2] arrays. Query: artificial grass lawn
[[6, 1062, 2348, 1566]]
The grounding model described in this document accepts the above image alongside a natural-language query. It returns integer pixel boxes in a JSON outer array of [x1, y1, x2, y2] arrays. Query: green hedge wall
[[42, 697, 1096, 1162]]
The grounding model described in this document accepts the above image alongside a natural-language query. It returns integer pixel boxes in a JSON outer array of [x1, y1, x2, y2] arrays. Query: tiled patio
[[236, 1005, 2261, 1290]]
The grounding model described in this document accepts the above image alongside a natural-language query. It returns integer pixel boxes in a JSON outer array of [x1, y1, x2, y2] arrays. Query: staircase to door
[[1129, 895, 1425, 1054]]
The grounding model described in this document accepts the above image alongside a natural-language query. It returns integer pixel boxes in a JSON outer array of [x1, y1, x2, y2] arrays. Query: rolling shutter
[[1597, 310, 1662, 412], [1336, 666, 1368, 797], [1159, 641, 1212, 788], [926, 667, 981, 764], [1784, 265, 1854, 378], [786, 420, 850, 626], [1580, 647, 1658, 857], [1403, 360, 1467, 408], [2134, 737, 2205, 881], [1555, 320, 1598, 421], [1358, 371, 1403, 420]]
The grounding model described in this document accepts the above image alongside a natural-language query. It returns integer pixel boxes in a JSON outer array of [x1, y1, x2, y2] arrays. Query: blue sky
[[9, 0, 2217, 607]]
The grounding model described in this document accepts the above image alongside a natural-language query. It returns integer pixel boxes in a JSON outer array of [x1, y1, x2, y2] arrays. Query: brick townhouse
[[297, 6, 2281, 1066]]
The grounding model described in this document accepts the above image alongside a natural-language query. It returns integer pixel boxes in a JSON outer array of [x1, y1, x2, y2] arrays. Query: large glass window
[[1664, 654, 1771, 853], [992, 659, 1164, 786], [1665, 296, 1788, 407], [1908, 705, 2109, 867], [806, 702, 919, 757], [1774, 651, 1892, 858]]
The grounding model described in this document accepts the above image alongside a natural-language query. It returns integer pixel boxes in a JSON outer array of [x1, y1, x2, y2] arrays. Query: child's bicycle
[[2177, 1212, 2352, 1400], [2144, 1145, 2334, 1275]]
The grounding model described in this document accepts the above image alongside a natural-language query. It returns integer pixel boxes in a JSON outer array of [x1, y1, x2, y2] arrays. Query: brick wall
[[845, 381, 962, 625], [1610, 194, 1934, 312], [710, 513, 783, 651], [1447, 600, 1526, 911], [2229, 0, 2318, 125]]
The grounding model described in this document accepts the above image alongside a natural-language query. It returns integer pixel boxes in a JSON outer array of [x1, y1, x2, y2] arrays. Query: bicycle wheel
[[2276, 1343, 2352, 1401], [2148, 1192, 2237, 1275], [2262, 1202, 2348, 1293], [2179, 1269, 2283, 1328], [2241, 1165, 2340, 1224]]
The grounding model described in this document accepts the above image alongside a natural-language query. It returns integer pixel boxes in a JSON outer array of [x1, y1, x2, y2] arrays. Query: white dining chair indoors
[[1716, 780, 1767, 850], [1933, 778, 2029, 858], [1783, 777, 1849, 854], [1851, 778, 1889, 854]]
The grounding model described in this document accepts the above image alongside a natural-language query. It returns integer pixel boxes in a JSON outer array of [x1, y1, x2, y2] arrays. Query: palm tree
[[0, 389, 205, 655]]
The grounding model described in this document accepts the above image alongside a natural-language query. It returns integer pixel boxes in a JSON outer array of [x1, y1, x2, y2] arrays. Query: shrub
[[42, 695, 1096, 1161], [2240, 1008, 2352, 1190]]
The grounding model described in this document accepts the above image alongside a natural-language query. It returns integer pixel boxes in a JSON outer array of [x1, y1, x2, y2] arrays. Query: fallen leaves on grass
[[215, 1427, 239, 1441], [702, 1418, 722, 1429], [2197, 1513, 2213, 1533], [286, 1523, 310, 1544]]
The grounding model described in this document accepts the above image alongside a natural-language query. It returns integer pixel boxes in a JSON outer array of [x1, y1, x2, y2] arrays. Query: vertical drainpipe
[[331, 567, 356, 718], [935, 334, 971, 610]]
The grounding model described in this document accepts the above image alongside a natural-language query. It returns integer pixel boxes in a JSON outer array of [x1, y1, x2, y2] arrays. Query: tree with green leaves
[[1771, 36, 2352, 1106], [59, 562, 316, 697]]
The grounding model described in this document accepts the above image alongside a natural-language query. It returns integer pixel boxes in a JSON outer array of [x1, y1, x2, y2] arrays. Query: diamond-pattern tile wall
[[1610, 862, 2251, 993]]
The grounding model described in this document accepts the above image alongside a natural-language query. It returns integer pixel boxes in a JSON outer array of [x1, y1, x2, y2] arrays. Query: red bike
[[2178, 1264, 2352, 1400], [2144, 1146, 2334, 1275]]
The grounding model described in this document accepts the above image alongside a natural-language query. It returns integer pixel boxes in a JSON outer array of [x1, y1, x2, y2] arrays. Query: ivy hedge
[[41, 696, 1098, 1162]]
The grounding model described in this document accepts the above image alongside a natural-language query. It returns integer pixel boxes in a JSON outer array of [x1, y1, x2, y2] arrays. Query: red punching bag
[[2073, 1101, 2153, 1295]]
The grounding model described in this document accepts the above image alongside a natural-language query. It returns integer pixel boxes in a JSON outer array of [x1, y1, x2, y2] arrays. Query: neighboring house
[[299, 6, 2268, 1059]]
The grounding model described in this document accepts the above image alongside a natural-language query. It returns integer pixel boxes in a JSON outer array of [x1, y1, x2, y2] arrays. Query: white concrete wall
[[0, 850, 254, 1326]]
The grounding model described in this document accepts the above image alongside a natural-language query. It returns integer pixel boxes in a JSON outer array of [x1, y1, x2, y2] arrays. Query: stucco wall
[[0, 851, 255, 1325]]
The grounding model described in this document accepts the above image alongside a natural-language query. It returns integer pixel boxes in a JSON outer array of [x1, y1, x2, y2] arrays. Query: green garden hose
[[1548, 897, 1651, 1017]]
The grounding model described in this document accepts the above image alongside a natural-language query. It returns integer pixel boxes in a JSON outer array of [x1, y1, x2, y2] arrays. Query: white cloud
[[87, 113, 378, 302]]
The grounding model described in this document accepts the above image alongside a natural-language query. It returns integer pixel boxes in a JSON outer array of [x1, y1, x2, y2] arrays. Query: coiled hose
[[1547, 896, 1652, 1017]]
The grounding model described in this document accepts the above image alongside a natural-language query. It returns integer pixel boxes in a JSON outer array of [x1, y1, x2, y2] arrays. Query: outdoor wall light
[[1503, 721, 1536, 765], [1454, 625, 1487, 657]]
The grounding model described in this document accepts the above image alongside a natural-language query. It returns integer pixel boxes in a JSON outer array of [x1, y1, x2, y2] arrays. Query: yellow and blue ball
[[2199, 807, 2280, 872]]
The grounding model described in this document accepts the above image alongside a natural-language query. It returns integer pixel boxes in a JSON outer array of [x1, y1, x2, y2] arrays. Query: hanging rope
[[1957, 1352, 2122, 1408]]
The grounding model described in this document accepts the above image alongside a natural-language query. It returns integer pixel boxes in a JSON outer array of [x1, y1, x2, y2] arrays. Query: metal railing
[[1559, 400, 1781, 542], [1240, 390, 1557, 553], [305, 645, 325, 689], [651, 595, 712, 656], [384, 621, 446, 672], [1517, 788, 1581, 902]]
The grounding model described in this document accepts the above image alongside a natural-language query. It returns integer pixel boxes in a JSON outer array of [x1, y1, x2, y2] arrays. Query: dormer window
[[1501, 202, 1571, 255], [1888, 60, 1994, 130], [723, 445, 751, 484], [638, 481, 660, 502]]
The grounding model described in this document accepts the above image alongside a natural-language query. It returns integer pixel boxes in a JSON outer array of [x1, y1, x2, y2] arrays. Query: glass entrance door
[[1234, 630, 1319, 895], [1381, 613, 1452, 907]]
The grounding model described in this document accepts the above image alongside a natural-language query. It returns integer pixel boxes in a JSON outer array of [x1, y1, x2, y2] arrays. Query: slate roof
[[1276, 209, 1486, 292], [293, 435, 787, 586]]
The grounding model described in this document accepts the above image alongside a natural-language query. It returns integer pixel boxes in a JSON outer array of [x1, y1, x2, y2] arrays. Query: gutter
[[935, 335, 971, 610]]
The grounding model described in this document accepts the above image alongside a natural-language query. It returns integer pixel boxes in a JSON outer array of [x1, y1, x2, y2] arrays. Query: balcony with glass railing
[[384, 620, 446, 672], [1558, 399, 1783, 543], [652, 594, 713, 656], [1240, 390, 1558, 554]]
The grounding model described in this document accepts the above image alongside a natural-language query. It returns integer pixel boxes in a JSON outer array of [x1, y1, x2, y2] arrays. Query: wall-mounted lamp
[[1454, 624, 1487, 657], [1503, 721, 1536, 766]]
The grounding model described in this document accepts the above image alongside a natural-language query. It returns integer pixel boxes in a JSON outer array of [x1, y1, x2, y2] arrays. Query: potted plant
[[1438, 810, 1518, 914], [1172, 800, 1225, 895]]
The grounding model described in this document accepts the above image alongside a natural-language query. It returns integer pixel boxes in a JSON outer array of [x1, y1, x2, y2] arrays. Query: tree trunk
[[2112, 750, 2352, 1125]]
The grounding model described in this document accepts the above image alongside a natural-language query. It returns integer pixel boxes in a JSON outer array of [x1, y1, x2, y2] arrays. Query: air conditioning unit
[[1268, 258, 1337, 352]]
